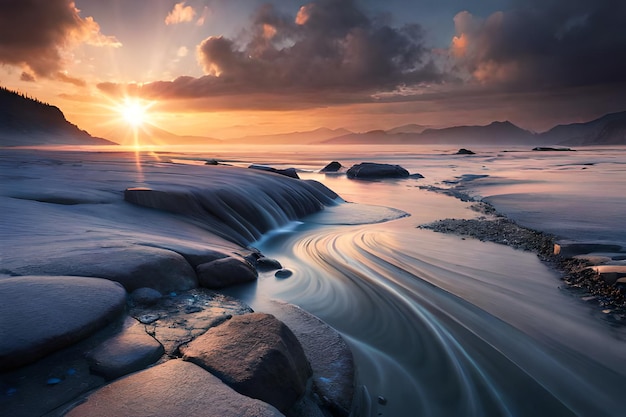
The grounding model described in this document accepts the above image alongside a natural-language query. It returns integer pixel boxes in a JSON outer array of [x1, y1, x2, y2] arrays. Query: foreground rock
[[86, 316, 164, 380], [5, 246, 198, 293], [182, 313, 311, 412], [0, 276, 126, 371], [266, 301, 355, 416], [347, 162, 410, 179], [66, 359, 283, 417], [196, 256, 258, 289]]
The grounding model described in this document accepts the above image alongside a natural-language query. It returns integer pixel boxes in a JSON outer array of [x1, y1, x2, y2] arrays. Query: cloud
[[100, 0, 440, 109], [196, 6, 210, 26], [448, 0, 626, 89], [165, 2, 196, 25], [0, 0, 120, 81], [177, 46, 189, 57]]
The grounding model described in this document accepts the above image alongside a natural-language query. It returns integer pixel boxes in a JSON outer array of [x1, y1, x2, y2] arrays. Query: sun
[[117, 98, 152, 128]]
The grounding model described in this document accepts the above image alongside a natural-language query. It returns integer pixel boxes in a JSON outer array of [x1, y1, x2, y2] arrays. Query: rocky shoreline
[[419, 195, 626, 325]]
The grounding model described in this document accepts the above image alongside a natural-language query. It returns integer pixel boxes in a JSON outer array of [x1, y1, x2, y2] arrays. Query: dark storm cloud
[[450, 0, 626, 89], [0, 0, 120, 82], [100, 0, 441, 107]]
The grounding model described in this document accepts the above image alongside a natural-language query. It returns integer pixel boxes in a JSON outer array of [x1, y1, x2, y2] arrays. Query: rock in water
[[0, 276, 126, 371], [455, 148, 475, 155], [196, 256, 258, 289], [346, 162, 410, 179], [320, 161, 342, 173], [66, 359, 283, 417], [248, 164, 300, 179], [181, 313, 312, 412]]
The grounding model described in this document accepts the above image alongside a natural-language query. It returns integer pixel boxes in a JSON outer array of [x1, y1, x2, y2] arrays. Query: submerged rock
[[275, 269, 293, 278], [196, 256, 258, 289], [181, 313, 312, 412], [0, 276, 126, 371], [455, 148, 475, 155], [66, 359, 283, 417], [532, 147, 574, 151], [346, 162, 410, 179]]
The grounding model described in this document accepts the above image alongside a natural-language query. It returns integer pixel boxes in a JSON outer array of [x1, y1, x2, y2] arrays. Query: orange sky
[[1, 0, 625, 145]]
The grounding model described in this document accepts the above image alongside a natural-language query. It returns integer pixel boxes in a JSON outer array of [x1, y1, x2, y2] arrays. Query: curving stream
[[223, 159, 626, 417]]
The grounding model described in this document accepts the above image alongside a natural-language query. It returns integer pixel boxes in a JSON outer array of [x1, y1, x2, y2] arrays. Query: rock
[[0, 276, 126, 371], [320, 161, 342, 173], [275, 269, 293, 278], [590, 265, 626, 285], [86, 316, 164, 380], [532, 147, 574, 151], [346, 162, 409, 179], [181, 313, 311, 412], [66, 359, 283, 417], [196, 256, 258, 289], [256, 257, 283, 271], [455, 148, 475, 155], [130, 289, 253, 356], [7, 245, 198, 294], [266, 301, 355, 417], [249, 164, 300, 179], [130, 287, 162, 306]]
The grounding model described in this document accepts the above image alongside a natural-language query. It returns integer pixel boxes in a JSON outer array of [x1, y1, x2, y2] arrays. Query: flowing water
[[213, 145, 626, 417]]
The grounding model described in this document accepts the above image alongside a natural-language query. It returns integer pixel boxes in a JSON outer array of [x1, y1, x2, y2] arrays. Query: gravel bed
[[419, 200, 626, 324]]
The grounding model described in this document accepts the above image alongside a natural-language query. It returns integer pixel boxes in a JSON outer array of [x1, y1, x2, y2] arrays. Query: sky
[[1, 0, 626, 144]]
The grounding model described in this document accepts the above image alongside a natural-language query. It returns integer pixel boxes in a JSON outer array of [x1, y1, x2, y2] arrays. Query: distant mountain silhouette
[[100, 122, 221, 146], [385, 124, 429, 134], [0, 86, 115, 147], [540, 111, 626, 146], [323, 121, 539, 145], [229, 127, 352, 144]]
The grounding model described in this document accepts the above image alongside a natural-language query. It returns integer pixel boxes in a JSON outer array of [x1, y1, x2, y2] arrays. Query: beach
[[2, 145, 626, 416]]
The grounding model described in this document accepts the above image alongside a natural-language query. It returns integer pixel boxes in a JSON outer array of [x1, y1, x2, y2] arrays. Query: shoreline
[[419, 190, 626, 325]]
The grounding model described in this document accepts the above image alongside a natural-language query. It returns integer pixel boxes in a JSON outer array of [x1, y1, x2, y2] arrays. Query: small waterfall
[[124, 166, 339, 246]]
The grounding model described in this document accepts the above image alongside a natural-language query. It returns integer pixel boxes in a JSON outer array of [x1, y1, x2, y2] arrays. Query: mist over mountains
[[1, 86, 625, 147]]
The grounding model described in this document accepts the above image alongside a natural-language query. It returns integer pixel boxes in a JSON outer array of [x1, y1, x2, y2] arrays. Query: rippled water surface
[[217, 145, 626, 416]]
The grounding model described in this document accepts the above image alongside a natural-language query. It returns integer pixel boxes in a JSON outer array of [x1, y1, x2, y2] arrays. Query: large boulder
[[66, 359, 283, 417], [86, 316, 164, 380], [5, 245, 198, 293], [346, 162, 409, 179], [181, 313, 311, 412], [266, 301, 355, 416], [196, 256, 258, 289], [0, 276, 126, 371]]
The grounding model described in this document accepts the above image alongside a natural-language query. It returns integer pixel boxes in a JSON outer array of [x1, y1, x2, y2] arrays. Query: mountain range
[[1, 86, 625, 147]]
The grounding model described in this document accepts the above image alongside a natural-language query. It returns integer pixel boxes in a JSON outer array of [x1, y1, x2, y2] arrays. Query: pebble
[[377, 396, 387, 405], [138, 314, 160, 324], [275, 269, 293, 279], [46, 378, 62, 385]]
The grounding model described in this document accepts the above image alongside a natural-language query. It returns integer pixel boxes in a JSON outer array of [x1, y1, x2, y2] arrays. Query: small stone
[[138, 314, 160, 324], [275, 269, 293, 279], [184, 306, 203, 314], [377, 396, 387, 405], [256, 257, 283, 272]]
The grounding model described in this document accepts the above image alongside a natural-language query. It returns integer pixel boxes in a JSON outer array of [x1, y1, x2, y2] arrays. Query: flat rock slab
[[0, 276, 126, 371], [6, 245, 198, 293], [86, 316, 164, 380], [129, 288, 253, 356], [265, 300, 355, 416], [181, 312, 311, 412], [66, 359, 284, 417]]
